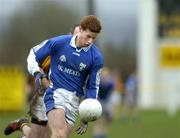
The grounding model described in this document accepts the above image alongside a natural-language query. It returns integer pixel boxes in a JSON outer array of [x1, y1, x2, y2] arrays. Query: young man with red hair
[[27, 15, 104, 138]]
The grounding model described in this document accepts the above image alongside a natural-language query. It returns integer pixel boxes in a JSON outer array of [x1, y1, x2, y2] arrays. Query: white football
[[78, 98, 102, 122]]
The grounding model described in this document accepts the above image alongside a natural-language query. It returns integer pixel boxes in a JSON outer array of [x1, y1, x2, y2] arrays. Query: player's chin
[[82, 43, 90, 47], [81, 45, 88, 47]]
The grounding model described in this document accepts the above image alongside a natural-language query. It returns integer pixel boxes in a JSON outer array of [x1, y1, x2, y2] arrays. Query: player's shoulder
[[90, 44, 104, 61], [49, 35, 72, 45]]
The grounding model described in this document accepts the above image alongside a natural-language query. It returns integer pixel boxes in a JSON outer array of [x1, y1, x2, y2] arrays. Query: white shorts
[[31, 96, 48, 121], [44, 88, 80, 126]]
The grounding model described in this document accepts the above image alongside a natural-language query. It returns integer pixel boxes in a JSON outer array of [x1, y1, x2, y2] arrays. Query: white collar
[[69, 34, 92, 52]]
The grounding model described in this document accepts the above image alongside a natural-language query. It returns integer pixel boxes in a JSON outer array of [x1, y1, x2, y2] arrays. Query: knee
[[52, 131, 68, 138]]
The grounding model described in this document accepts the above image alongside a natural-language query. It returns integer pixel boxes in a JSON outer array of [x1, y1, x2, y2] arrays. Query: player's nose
[[87, 38, 93, 45]]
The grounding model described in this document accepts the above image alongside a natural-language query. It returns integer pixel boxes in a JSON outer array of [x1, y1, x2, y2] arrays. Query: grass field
[[0, 110, 180, 138]]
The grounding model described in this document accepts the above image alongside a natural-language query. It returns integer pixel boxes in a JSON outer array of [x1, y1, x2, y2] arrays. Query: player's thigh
[[28, 123, 47, 138], [48, 108, 73, 134], [31, 96, 48, 121]]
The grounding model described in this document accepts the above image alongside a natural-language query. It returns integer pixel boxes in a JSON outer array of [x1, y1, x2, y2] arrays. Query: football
[[78, 98, 102, 122]]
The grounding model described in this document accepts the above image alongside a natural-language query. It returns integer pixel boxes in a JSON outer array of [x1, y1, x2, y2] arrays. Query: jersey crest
[[59, 55, 66, 62], [79, 62, 86, 71]]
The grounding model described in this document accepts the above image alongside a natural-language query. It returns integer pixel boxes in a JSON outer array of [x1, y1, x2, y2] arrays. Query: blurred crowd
[[92, 67, 139, 138]]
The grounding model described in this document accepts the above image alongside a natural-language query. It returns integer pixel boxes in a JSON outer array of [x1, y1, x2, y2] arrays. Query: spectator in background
[[93, 67, 115, 138], [120, 70, 139, 124], [110, 69, 124, 117]]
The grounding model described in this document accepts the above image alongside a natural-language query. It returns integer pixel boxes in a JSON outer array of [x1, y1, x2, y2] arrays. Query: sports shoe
[[4, 118, 29, 135]]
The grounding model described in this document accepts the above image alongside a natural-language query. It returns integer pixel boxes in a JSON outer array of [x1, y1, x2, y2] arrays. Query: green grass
[[0, 110, 180, 138]]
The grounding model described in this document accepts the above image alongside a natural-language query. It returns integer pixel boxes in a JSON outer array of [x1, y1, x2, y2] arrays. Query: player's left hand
[[76, 121, 88, 135], [35, 72, 48, 96]]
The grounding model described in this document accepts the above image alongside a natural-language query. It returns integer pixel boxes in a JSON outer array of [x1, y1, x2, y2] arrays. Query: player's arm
[[27, 40, 52, 75], [76, 56, 104, 135], [85, 58, 104, 99], [27, 40, 53, 93]]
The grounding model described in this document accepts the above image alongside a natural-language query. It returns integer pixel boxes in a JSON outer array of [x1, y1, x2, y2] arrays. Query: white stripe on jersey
[[27, 49, 40, 75], [33, 40, 48, 52], [27, 40, 48, 75], [95, 68, 103, 98]]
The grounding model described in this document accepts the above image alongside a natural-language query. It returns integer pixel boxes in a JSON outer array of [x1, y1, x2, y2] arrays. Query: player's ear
[[79, 26, 83, 32]]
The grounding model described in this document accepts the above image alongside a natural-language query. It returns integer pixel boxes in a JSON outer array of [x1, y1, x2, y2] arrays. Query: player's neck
[[75, 35, 81, 48]]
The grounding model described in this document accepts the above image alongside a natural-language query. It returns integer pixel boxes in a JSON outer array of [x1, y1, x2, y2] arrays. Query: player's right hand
[[34, 72, 48, 96], [76, 121, 88, 135]]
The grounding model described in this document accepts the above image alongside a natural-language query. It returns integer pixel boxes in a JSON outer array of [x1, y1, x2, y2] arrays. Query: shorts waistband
[[55, 88, 82, 98]]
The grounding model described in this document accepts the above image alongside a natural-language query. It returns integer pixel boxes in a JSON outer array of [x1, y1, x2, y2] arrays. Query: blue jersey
[[98, 77, 114, 100], [125, 74, 138, 104], [27, 35, 104, 99], [126, 74, 137, 95]]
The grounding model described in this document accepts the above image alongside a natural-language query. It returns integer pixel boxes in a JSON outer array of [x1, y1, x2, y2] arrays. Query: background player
[[120, 70, 139, 124], [93, 67, 115, 138]]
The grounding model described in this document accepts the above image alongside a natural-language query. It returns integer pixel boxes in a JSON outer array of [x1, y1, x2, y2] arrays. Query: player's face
[[78, 29, 98, 47]]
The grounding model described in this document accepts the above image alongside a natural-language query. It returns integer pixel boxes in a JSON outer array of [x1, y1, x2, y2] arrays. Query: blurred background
[[0, 0, 179, 138]]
